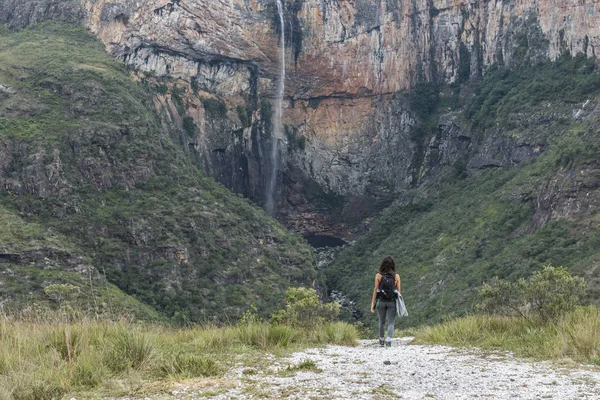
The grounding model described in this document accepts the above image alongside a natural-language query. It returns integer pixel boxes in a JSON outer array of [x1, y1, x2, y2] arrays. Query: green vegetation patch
[[0, 23, 318, 323], [201, 97, 228, 120], [0, 205, 73, 251], [0, 23, 152, 139], [11, 177, 318, 322], [466, 54, 600, 129], [0, 265, 162, 321], [328, 152, 600, 328]]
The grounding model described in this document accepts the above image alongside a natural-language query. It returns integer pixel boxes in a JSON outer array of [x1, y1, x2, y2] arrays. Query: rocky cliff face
[[82, 0, 599, 93], [7, 0, 599, 237], [0, 0, 84, 28]]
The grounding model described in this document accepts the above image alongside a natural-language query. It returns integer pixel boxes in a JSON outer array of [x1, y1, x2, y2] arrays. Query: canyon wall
[[81, 0, 600, 95], [7, 0, 598, 236]]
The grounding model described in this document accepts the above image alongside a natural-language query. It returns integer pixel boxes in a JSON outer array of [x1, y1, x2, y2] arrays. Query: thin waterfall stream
[[265, 0, 285, 217]]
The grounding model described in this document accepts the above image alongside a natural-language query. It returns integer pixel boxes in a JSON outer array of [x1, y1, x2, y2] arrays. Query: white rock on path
[[0, 84, 16, 95], [113, 338, 600, 399], [213, 338, 600, 399]]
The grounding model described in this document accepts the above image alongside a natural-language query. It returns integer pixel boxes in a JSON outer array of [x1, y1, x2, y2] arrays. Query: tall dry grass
[[0, 312, 358, 398], [414, 306, 600, 364]]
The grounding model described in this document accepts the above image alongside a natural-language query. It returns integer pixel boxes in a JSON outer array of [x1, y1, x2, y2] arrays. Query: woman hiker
[[370, 256, 401, 347]]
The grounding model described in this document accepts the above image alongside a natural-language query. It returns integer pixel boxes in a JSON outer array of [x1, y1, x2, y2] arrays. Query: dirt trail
[[122, 338, 600, 399]]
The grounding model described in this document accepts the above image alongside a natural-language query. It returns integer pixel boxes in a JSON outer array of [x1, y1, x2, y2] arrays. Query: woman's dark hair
[[379, 256, 396, 274]]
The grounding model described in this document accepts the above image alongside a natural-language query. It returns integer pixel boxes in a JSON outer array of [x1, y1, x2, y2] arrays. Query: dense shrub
[[270, 287, 340, 327], [201, 97, 228, 120], [524, 265, 587, 320], [478, 265, 586, 321], [182, 116, 197, 137], [407, 82, 440, 119], [477, 277, 524, 317]]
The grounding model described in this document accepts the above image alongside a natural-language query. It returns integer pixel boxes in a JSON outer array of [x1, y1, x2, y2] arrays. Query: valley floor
[[109, 339, 600, 399]]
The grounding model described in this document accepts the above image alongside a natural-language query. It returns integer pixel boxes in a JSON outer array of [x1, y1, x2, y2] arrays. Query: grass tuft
[[414, 306, 600, 364], [105, 327, 155, 372], [324, 321, 360, 346], [282, 359, 322, 375], [48, 326, 83, 361], [159, 353, 223, 378], [72, 353, 107, 388]]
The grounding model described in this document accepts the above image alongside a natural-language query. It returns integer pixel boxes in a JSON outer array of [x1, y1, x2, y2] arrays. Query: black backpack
[[378, 273, 396, 301]]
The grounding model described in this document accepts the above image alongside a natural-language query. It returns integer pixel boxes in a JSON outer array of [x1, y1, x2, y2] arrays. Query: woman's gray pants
[[377, 300, 396, 339]]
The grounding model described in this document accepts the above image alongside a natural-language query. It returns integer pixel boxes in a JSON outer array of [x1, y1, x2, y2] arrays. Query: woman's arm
[[396, 274, 401, 293], [370, 274, 381, 313]]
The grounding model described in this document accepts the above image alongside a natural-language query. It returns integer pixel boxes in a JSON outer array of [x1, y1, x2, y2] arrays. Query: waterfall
[[265, 0, 285, 217]]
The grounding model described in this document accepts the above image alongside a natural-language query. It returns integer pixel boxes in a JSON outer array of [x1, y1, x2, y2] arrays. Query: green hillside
[[0, 23, 317, 321], [328, 56, 600, 327]]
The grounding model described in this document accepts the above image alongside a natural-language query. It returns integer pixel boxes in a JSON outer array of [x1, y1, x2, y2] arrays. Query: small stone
[[0, 84, 16, 95], [383, 360, 391, 365]]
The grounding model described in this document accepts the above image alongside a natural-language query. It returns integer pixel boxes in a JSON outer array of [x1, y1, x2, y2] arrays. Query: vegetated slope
[[328, 56, 600, 327], [0, 204, 162, 320], [0, 23, 317, 321]]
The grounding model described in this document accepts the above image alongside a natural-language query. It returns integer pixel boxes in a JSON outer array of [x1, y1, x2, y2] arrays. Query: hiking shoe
[[379, 339, 385, 347], [385, 341, 391, 347]]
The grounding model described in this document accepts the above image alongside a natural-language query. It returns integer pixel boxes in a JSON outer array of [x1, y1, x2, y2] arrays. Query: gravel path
[[125, 339, 600, 399]]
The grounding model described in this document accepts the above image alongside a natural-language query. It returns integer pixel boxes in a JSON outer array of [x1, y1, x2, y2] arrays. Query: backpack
[[378, 273, 396, 301]]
